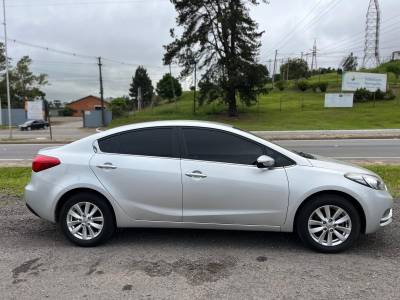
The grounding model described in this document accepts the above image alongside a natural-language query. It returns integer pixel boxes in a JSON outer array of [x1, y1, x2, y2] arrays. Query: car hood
[[308, 154, 377, 176]]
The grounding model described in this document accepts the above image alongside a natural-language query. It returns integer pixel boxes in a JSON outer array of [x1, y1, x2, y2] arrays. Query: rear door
[[90, 127, 182, 222]]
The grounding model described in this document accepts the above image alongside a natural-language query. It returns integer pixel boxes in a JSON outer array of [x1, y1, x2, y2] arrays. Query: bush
[[353, 88, 395, 103], [109, 98, 129, 118], [275, 80, 286, 91], [318, 81, 329, 92], [297, 79, 309, 92], [354, 88, 372, 102], [310, 83, 318, 92], [384, 89, 396, 100], [61, 107, 75, 116]]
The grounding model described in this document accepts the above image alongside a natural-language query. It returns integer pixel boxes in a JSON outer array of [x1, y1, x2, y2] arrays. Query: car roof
[[99, 120, 234, 136]]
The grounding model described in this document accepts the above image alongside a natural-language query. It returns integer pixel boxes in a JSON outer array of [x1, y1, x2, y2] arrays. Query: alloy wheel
[[308, 205, 352, 247], [66, 202, 104, 240]]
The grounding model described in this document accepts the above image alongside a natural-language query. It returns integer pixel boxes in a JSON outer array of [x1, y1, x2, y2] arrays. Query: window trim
[[178, 126, 295, 167], [97, 126, 180, 159]]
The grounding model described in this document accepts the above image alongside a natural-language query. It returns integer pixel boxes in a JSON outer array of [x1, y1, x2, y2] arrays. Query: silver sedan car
[[25, 121, 393, 252]]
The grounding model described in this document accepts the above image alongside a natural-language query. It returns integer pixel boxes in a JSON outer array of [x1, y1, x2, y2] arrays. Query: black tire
[[59, 192, 115, 247], [296, 194, 361, 253]]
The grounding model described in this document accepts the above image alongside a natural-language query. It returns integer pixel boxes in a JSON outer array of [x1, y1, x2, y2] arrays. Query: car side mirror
[[256, 155, 275, 169]]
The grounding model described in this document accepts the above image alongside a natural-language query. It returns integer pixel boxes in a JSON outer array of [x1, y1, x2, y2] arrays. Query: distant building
[[392, 51, 400, 61], [67, 95, 109, 117]]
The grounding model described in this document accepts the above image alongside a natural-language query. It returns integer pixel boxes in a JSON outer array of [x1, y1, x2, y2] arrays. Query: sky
[[3, 0, 400, 102]]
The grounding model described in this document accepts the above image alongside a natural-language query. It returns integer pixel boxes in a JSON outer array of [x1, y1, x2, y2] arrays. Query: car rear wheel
[[296, 194, 361, 253], [60, 192, 115, 247]]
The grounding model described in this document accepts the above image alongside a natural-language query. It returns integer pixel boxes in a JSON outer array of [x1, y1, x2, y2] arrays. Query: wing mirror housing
[[256, 155, 275, 169]]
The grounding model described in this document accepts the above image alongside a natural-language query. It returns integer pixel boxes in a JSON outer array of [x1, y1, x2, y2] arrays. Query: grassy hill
[[110, 66, 400, 131]]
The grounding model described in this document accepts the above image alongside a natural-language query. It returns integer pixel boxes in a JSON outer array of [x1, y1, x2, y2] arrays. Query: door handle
[[185, 171, 207, 179], [96, 163, 117, 170]]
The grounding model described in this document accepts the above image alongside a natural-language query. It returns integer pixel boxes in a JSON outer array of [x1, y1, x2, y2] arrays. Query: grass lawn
[[0, 165, 398, 198], [110, 71, 400, 131]]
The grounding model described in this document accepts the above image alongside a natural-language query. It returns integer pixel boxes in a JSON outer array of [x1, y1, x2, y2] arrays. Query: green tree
[[341, 52, 358, 71], [156, 73, 182, 101], [280, 58, 308, 80], [164, 0, 268, 116], [0, 55, 48, 108], [129, 66, 154, 106]]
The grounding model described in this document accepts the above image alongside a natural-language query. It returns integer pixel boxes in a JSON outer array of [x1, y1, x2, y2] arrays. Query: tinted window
[[182, 128, 264, 165], [264, 147, 295, 167], [98, 127, 175, 158]]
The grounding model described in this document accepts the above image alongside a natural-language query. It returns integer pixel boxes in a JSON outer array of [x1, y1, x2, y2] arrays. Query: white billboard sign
[[27, 100, 44, 120], [342, 72, 387, 92], [325, 93, 354, 108]]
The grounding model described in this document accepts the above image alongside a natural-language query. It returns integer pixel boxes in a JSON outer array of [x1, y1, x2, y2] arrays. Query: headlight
[[345, 173, 387, 190]]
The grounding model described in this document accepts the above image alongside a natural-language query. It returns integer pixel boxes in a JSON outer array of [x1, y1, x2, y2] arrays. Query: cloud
[[5, 0, 400, 101]]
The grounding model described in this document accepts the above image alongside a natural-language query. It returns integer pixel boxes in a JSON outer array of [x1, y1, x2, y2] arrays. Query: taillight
[[32, 155, 61, 172]]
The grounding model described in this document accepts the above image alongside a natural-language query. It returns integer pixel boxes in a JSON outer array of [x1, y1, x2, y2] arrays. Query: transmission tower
[[311, 40, 317, 71], [362, 0, 381, 68]]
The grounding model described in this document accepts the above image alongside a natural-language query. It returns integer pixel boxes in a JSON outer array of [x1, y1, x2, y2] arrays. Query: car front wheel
[[296, 194, 361, 253], [60, 192, 115, 247]]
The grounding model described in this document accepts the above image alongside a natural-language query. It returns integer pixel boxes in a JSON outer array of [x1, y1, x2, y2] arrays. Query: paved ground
[[0, 117, 95, 142], [1, 139, 400, 165], [0, 196, 398, 299]]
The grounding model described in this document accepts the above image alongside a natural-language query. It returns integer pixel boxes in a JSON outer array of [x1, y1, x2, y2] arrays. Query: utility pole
[[137, 86, 142, 112], [2, 0, 12, 138], [286, 58, 290, 81], [193, 60, 197, 114], [97, 57, 105, 127], [272, 50, 278, 88]]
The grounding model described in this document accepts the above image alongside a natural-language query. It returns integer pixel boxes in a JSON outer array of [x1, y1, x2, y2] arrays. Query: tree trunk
[[227, 87, 237, 117]]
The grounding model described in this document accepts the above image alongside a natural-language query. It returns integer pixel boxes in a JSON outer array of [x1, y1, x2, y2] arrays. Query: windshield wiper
[[293, 150, 315, 159]]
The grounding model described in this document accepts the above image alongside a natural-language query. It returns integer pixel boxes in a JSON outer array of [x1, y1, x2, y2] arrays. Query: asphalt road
[[0, 196, 399, 299], [1, 139, 400, 163]]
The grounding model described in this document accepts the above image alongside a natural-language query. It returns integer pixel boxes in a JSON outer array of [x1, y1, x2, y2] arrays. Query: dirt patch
[[12, 258, 43, 284], [131, 256, 237, 285]]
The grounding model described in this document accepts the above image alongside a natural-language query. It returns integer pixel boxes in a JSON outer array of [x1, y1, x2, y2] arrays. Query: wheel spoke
[[88, 225, 95, 238], [67, 220, 81, 226], [336, 226, 351, 234], [315, 208, 325, 221], [88, 206, 98, 217], [334, 215, 350, 225], [310, 226, 324, 233], [327, 231, 333, 246], [308, 220, 323, 226], [71, 224, 82, 234], [73, 204, 84, 216], [89, 222, 103, 230], [91, 216, 103, 222], [82, 226, 88, 240], [69, 211, 82, 220], [324, 205, 331, 219], [333, 230, 346, 241], [84, 202, 90, 215], [318, 230, 327, 243], [332, 207, 343, 221]]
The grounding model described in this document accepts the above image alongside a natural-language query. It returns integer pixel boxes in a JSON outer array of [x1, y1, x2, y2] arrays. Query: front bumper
[[380, 208, 393, 227], [364, 190, 393, 234]]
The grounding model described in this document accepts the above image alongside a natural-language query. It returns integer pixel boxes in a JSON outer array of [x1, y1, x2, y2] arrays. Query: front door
[[180, 127, 290, 226], [90, 127, 182, 222]]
